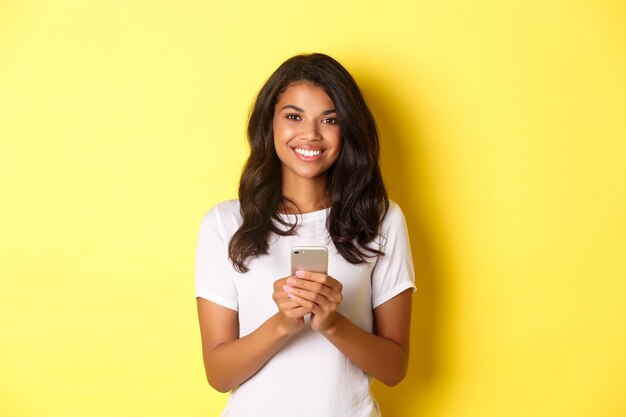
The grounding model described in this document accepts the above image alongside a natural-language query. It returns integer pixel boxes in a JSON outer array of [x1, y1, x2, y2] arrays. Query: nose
[[300, 119, 321, 141]]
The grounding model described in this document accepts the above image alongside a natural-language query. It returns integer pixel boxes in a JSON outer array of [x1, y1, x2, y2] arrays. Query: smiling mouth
[[294, 147, 323, 157]]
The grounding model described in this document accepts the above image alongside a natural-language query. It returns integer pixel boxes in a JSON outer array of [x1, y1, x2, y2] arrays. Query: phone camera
[[294, 250, 299, 254]]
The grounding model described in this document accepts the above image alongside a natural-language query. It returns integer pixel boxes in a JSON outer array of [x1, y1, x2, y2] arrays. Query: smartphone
[[290, 246, 328, 275]]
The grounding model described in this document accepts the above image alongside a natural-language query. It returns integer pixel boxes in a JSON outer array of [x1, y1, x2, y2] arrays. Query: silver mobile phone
[[290, 246, 328, 275]]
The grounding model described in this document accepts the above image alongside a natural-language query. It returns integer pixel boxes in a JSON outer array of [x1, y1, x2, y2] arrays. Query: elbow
[[381, 367, 407, 387], [203, 350, 235, 393], [210, 383, 232, 394], [379, 354, 409, 387], [384, 374, 406, 387], [204, 364, 234, 393], [206, 374, 233, 393]]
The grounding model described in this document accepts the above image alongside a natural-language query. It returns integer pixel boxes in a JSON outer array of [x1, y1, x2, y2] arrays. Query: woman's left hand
[[282, 270, 343, 332]]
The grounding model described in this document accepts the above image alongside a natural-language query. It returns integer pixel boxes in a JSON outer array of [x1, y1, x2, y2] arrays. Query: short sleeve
[[371, 202, 416, 309], [194, 203, 239, 311]]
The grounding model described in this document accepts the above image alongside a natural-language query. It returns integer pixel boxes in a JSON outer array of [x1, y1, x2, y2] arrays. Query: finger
[[287, 293, 322, 315], [276, 297, 305, 310], [273, 276, 295, 291], [274, 281, 301, 300], [283, 280, 342, 304], [282, 305, 311, 319], [294, 271, 343, 291], [285, 286, 340, 311], [288, 286, 329, 306], [273, 289, 291, 303]]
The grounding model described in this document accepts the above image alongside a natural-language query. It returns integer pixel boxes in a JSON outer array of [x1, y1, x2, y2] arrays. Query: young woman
[[195, 53, 415, 417]]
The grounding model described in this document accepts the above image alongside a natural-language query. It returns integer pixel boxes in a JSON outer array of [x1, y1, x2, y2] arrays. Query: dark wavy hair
[[228, 53, 389, 273]]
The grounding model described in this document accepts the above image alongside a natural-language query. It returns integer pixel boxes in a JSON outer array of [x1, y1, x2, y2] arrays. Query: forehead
[[275, 83, 334, 109]]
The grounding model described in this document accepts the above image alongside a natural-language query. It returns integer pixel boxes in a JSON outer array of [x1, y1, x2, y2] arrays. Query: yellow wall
[[1, 1, 625, 416]]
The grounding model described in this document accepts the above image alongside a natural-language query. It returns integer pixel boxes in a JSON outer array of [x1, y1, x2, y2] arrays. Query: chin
[[297, 171, 326, 179], [286, 167, 329, 181]]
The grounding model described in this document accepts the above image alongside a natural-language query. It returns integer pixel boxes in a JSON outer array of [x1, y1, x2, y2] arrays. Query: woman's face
[[273, 82, 341, 184]]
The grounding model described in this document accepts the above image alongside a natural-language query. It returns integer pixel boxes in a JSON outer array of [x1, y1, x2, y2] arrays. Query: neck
[[280, 173, 330, 214]]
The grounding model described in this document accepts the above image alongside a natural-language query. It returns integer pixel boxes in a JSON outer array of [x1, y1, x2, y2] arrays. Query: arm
[[196, 277, 310, 392], [284, 271, 413, 386], [322, 289, 412, 386]]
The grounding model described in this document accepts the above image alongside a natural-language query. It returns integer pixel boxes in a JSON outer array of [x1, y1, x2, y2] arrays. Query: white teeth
[[294, 148, 321, 157]]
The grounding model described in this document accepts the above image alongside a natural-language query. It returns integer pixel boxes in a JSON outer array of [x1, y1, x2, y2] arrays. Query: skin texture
[[197, 83, 413, 392], [272, 82, 341, 212]]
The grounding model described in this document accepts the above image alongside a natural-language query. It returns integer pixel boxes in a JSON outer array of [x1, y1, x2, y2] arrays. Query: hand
[[282, 270, 343, 332], [272, 276, 309, 336]]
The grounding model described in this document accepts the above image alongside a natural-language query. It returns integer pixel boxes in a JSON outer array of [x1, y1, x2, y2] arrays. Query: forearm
[[204, 313, 292, 392], [321, 313, 408, 386]]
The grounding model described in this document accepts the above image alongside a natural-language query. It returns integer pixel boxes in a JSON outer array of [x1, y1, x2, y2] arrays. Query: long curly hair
[[228, 53, 389, 273]]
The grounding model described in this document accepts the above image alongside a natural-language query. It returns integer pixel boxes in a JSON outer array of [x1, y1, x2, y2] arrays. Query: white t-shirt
[[195, 200, 415, 417]]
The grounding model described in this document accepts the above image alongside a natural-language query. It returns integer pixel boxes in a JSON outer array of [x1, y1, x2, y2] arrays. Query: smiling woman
[[273, 83, 342, 202], [195, 53, 415, 417]]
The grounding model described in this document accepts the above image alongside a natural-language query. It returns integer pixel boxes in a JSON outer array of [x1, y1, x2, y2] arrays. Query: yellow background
[[1, 1, 625, 416]]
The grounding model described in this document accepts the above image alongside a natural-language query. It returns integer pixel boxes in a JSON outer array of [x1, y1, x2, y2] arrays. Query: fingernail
[[282, 285, 293, 293], [287, 277, 296, 285], [295, 270, 305, 278]]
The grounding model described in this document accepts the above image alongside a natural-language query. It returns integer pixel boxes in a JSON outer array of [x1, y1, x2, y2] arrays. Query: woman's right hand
[[273, 276, 309, 336]]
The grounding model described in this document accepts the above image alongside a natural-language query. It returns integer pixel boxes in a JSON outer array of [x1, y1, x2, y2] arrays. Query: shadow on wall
[[356, 66, 445, 417]]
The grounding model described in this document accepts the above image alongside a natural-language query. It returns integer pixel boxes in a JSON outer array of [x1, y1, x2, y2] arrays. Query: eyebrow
[[280, 104, 336, 115]]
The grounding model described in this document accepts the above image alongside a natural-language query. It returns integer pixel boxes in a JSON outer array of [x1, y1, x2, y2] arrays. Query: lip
[[292, 145, 325, 162]]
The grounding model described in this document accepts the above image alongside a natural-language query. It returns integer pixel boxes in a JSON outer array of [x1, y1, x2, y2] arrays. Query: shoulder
[[202, 199, 240, 220], [381, 200, 407, 228], [199, 199, 242, 236]]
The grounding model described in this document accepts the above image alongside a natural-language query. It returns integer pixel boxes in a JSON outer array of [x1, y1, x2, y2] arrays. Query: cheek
[[333, 133, 342, 152], [274, 123, 290, 142], [329, 137, 342, 164], [272, 118, 280, 140], [273, 119, 296, 142]]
